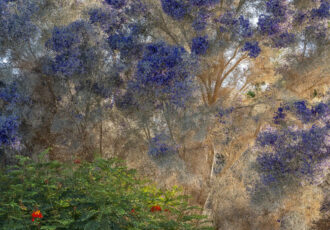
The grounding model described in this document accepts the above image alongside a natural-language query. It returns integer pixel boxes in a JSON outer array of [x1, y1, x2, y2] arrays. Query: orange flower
[[31, 210, 43, 222], [150, 205, 162, 212]]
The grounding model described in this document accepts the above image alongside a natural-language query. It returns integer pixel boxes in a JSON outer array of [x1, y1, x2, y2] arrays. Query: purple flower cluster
[[191, 36, 209, 55], [46, 21, 98, 77], [148, 132, 177, 157], [242, 42, 261, 58], [105, 0, 127, 9], [266, 0, 287, 18], [257, 15, 280, 36], [132, 42, 195, 108], [190, 0, 220, 7], [218, 11, 238, 26], [0, 0, 37, 44], [0, 82, 21, 104], [108, 33, 143, 59], [293, 101, 329, 123], [192, 10, 209, 31], [46, 21, 90, 53], [294, 11, 307, 24], [256, 131, 278, 147], [88, 8, 123, 34], [311, 1, 330, 19], [273, 107, 286, 124], [217, 12, 253, 38], [0, 115, 19, 146], [272, 32, 295, 48], [256, 125, 329, 185], [161, 0, 188, 20], [238, 16, 253, 38], [256, 101, 329, 186]]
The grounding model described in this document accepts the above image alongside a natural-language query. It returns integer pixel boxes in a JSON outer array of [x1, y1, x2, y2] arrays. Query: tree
[[252, 101, 329, 205]]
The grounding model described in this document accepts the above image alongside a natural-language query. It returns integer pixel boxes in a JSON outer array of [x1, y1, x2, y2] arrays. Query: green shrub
[[0, 152, 213, 230]]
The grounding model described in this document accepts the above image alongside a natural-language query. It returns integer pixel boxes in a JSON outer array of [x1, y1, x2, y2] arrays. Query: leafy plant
[[0, 154, 213, 230]]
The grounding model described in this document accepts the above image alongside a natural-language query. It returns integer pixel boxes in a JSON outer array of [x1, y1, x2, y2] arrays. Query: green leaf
[[84, 220, 100, 230], [80, 210, 99, 222], [41, 226, 58, 230]]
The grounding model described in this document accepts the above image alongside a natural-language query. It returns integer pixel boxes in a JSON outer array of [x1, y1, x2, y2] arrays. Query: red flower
[[164, 209, 170, 212], [131, 208, 135, 213], [74, 159, 81, 164], [150, 205, 162, 212], [31, 210, 43, 222]]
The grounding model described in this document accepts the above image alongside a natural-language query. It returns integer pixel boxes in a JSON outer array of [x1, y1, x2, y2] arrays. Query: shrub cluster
[[0, 153, 213, 230]]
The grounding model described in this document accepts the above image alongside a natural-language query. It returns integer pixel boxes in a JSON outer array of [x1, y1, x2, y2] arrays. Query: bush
[[0, 151, 213, 230]]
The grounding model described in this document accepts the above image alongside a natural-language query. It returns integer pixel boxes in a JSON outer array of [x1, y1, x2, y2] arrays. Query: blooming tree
[[252, 101, 329, 205]]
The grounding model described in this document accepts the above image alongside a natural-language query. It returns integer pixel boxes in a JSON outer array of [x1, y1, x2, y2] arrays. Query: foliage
[[0, 154, 213, 229]]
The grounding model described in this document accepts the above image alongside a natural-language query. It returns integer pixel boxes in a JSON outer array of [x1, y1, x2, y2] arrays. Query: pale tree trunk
[[202, 138, 216, 219]]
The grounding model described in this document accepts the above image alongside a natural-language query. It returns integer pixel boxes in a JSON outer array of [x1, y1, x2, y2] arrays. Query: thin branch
[[156, 8, 180, 45], [224, 46, 240, 69], [210, 55, 248, 104]]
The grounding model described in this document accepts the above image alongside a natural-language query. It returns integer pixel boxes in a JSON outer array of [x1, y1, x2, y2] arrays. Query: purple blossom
[[255, 102, 330, 187], [0, 115, 19, 146], [217, 13, 253, 38], [256, 131, 278, 146], [238, 16, 253, 38], [105, 0, 127, 9], [0, 82, 21, 104], [108, 33, 143, 59], [242, 41, 261, 58], [218, 11, 238, 26], [132, 42, 195, 108], [190, 0, 220, 7], [266, 0, 287, 18], [148, 132, 177, 157], [273, 32, 295, 48], [0, 1, 37, 43], [258, 14, 281, 35], [46, 21, 99, 77], [294, 11, 306, 24], [191, 36, 209, 55], [312, 102, 329, 116], [293, 101, 314, 123], [273, 107, 286, 124], [192, 10, 209, 31], [88, 8, 123, 34], [311, 1, 330, 19], [51, 49, 84, 77], [46, 22, 87, 53], [161, 0, 188, 20]]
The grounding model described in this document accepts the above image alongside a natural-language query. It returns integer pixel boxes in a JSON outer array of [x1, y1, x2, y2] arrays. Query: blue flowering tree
[[0, 80, 30, 165], [150, 0, 329, 107], [251, 100, 329, 205]]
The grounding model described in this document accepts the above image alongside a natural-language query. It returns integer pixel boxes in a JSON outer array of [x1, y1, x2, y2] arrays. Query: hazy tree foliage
[[0, 0, 329, 228]]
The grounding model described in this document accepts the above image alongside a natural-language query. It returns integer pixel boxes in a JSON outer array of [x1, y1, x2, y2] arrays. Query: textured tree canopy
[[0, 0, 329, 229]]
